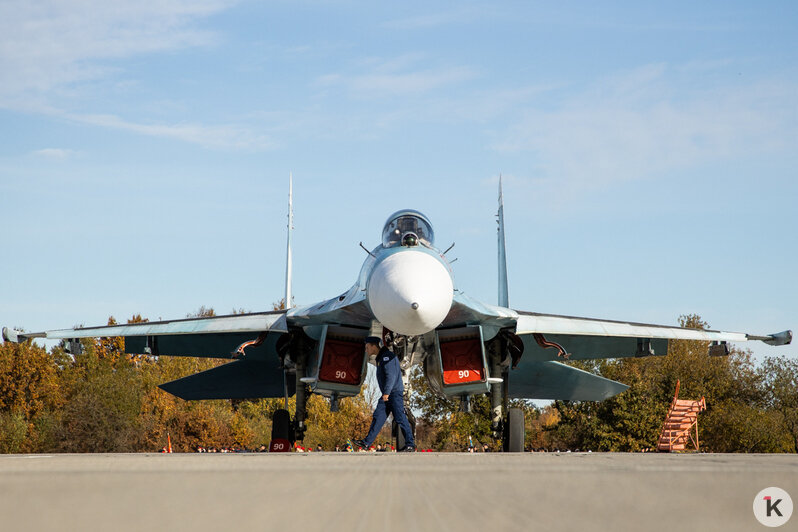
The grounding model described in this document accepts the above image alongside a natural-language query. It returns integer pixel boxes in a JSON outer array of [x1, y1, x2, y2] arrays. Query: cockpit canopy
[[381, 210, 435, 248]]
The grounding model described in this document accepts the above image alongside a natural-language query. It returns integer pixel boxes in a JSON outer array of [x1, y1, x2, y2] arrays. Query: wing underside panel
[[520, 333, 670, 361], [125, 331, 284, 360]]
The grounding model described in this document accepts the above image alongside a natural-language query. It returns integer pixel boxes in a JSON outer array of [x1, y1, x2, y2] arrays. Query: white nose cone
[[367, 251, 454, 336]]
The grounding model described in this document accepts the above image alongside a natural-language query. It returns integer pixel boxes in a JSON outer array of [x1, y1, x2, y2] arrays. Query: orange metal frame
[[658, 380, 706, 452]]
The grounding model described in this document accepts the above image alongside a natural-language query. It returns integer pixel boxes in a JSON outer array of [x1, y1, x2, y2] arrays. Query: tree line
[[0, 312, 795, 453], [409, 315, 797, 452]]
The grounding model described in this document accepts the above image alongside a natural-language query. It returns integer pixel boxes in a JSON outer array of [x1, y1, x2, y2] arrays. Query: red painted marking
[[441, 338, 484, 384], [533, 333, 569, 359], [318, 338, 363, 384], [269, 438, 291, 453]]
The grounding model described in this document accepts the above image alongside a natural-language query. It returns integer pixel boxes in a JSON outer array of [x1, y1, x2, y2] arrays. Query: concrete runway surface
[[0, 452, 796, 532]]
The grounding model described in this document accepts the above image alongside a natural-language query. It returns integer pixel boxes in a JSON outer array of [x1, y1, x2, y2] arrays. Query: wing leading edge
[[498, 311, 791, 401], [2, 311, 288, 343]]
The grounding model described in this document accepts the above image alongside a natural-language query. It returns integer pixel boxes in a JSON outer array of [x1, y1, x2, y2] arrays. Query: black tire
[[394, 419, 406, 450], [393, 407, 416, 450], [271, 409, 291, 441], [506, 408, 525, 452]]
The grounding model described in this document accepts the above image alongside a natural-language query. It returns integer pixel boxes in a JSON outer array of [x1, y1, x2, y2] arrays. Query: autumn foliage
[[0, 312, 795, 453], [0, 310, 374, 453]]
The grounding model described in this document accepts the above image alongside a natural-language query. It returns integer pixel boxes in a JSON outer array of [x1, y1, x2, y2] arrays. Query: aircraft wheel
[[505, 408, 525, 452], [393, 407, 416, 450], [272, 409, 292, 442], [393, 420, 406, 450]]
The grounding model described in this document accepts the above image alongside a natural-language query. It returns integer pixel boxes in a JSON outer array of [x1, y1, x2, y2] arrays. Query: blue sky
[[0, 1, 795, 363]]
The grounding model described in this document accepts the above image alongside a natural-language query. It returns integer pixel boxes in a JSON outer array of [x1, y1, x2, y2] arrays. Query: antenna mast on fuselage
[[285, 173, 294, 309]]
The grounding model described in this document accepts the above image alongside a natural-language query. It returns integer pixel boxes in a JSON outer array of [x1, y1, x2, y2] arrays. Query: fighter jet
[[3, 179, 792, 451]]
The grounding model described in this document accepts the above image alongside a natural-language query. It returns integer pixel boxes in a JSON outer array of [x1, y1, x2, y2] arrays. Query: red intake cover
[[318, 338, 363, 385], [441, 338, 484, 384]]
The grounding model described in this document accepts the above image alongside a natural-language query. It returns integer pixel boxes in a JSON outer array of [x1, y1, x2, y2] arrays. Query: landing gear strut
[[293, 356, 308, 442], [488, 334, 519, 451]]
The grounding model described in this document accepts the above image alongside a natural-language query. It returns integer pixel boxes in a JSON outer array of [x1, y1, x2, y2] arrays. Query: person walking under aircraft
[[353, 337, 416, 452]]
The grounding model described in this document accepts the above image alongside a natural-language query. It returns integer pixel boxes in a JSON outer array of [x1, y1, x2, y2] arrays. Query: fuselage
[[358, 210, 454, 336]]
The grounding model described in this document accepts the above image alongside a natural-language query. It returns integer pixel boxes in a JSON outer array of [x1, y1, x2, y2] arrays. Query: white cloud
[[0, 0, 271, 150], [384, 6, 494, 30], [65, 112, 274, 151], [319, 55, 477, 97], [493, 64, 798, 188], [0, 0, 234, 102], [32, 148, 77, 159], [349, 67, 476, 96]]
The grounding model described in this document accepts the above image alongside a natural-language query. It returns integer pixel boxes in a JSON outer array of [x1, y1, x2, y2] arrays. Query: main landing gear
[[269, 409, 294, 452], [502, 407, 525, 452], [488, 332, 526, 452]]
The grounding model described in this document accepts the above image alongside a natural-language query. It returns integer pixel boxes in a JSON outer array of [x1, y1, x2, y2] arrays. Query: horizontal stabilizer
[[159, 360, 290, 400], [508, 360, 628, 401]]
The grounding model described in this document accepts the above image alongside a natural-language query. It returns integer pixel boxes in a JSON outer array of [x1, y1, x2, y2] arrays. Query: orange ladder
[[657, 380, 706, 452]]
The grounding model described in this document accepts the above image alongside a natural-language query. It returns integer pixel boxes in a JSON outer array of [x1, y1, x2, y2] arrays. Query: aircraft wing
[[514, 311, 792, 362], [495, 310, 791, 401], [3, 311, 287, 342], [2, 311, 292, 400], [4, 311, 289, 359]]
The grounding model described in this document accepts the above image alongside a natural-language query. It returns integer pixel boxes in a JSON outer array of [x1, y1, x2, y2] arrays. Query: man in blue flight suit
[[353, 336, 415, 452]]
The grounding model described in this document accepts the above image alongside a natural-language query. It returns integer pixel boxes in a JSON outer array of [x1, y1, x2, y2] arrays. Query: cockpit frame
[[381, 209, 435, 248]]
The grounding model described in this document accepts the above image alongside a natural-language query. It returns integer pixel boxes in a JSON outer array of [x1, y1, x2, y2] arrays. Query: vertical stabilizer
[[285, 173, 294, 309], [497, 175, 509, 308]]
